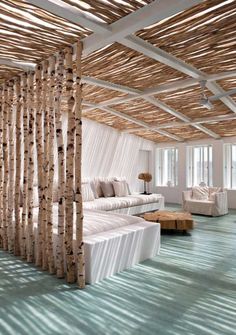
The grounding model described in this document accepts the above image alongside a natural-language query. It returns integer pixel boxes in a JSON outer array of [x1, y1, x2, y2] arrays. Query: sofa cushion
[[83, 194, 162, 211], [82, 183, 95, 202], [192, 186, 209, 200], [112, 180, 129, 197], [100, 181, 115, 198]]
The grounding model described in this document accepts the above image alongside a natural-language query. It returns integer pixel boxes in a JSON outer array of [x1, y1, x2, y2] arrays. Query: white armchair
[[182, 186, 228, 216]]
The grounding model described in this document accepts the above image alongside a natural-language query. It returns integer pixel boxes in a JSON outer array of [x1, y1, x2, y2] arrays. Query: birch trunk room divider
[[0, 41, 85, 288]]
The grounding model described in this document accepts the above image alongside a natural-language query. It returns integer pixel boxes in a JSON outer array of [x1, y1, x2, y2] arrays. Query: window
[[156, 147, 178, 186], [187, 145, 212, 187], [224, 144, 236, 189]]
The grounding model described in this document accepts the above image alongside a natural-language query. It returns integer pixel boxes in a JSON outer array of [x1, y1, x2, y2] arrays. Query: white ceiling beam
[[206, 82, 236, 113], [83, 0, 202, 56], [122, 36, 203, 79], [82, 76, 138, 95], [0, 58, 35, 71], [83, 102, 183, 142], [25, 0, 202, 57], [82, 78, 220, 139], [193, 124, 220, 139], [25, 0, 108, 33]]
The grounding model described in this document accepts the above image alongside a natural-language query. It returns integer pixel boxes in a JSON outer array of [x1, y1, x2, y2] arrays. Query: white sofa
[[182, 186, 228, 216], [82, 177, 164, 215]]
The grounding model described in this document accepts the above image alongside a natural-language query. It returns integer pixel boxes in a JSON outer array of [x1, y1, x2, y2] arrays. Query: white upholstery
[[182, 187, 228, 216], [33, 206, 161, 283], [83, 193, 164, 214], [84, 221, 160, 284]]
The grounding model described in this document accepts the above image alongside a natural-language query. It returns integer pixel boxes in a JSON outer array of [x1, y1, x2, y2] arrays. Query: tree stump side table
[[143, 211, 194, 233]]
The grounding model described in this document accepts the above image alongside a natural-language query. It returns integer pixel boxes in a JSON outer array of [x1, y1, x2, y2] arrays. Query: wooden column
[[47, 56, 56, 274], [2, 82, 9, 251], [0, 87, 3, 249], [21, 73, 28, 258], [65, 46, 76, 283], [42, 60, 49, 270], [74, 42, 85, 288], [27, 71, 35, 262], [7, 79, 14, 253], [14, 77, 22, 256], [55, 51, 65, 278], [35, 64, 43, 266]]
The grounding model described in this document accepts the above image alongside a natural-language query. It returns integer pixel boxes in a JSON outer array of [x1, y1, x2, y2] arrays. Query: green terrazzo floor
[[1, 205, 236, 335]]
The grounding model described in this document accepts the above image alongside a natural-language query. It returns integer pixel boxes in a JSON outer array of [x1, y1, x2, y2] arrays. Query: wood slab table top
[[143, 210, 194, 231]]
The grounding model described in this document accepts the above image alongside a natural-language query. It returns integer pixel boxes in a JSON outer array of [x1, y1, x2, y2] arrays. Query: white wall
[[155, 137, 236, 209], [82, 119, 155, 193]]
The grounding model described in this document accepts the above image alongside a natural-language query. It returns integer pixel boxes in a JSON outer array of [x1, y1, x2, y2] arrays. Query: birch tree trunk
[[14, 77, 22, 256], [47, 56, 56, 274], [2, 82, 9, 251], [74, 42, 85, 288], [35, 64, 44, 267], [65, 46, 76, 283], [0, 87, 3, 249], [7, 80, 14, 253], [55, 51, 65, 278], [27, 71, 35, 263], [42, 61, 49, 270], [21, 73, 28, 258]]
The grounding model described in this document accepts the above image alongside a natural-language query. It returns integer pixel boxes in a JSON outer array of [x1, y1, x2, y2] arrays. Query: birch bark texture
[[7, 79, 14, 253], [14, 78, 22, 256], [65, 46, 76, 283], [21, 73, 28, 259], [55, 51, 65, 279], [35, 65, 43, 266], [2, 82, 9, 251], [74, 41, 85, 289], [0, 87, 3, 249], [47, 56, 56, 274], [27, 71, 35, 263], [42, 60, 49, 270]]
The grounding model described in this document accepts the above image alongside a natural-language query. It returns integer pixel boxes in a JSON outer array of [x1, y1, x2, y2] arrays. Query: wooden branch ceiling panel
[[203, 119, 236, 137], [167, 125, 209, 141], [137, 0, 236, 74], [82, 43, 187, 90], [0, 0, 235, 143], [128, 129, 171, 143], [83, 109, 141, 131], [63, 0, 153, 24], [156, 86, 233, 120], [82, 84, 128, 104], [113, 98, 179, 125], [0, 65, 23, 83], [0, 0, 92, 67], [217, 78, 236, 101]]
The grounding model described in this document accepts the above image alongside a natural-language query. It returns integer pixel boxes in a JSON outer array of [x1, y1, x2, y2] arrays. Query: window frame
[[156, 147, 178, 187], [187, 144, 213, 187], [224, 143, 236, 190]]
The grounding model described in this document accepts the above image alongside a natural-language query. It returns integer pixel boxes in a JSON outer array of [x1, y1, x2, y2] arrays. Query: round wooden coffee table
[[143, 210, 194, 233]]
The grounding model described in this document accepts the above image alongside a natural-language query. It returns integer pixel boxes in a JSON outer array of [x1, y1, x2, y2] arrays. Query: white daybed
[[82, 177, 164, 215], [83, 193, 164, 214], [33, 206, 160, 284]]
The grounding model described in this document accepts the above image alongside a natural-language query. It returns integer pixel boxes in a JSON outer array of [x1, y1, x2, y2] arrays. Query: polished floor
[[0, 206, 236, 335]]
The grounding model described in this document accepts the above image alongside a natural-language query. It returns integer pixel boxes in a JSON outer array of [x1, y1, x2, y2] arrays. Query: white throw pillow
[[114, 177, 131, 195], [90, 181, 99, 199], [209, 192, 216, 201], [82, 183, 95, 202], [100, 181, 115, 197], [192, 186, 209, 200], [112, 180, 129, 197]]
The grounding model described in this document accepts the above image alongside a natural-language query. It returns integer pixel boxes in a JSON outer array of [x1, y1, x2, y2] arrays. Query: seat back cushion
[[82, 182, 95, 202], [192, 186, 209, 200], [112, 180, 129, 197], [100, 181, 115, 197]]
